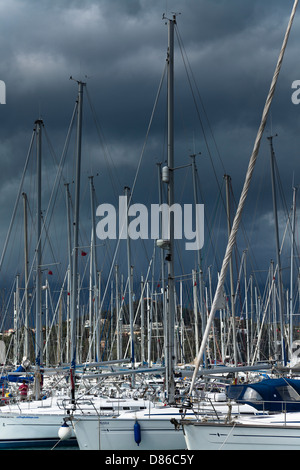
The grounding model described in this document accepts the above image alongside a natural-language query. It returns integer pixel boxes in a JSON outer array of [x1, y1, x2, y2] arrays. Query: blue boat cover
[[226, 377, 300, 412], [0, 365, 33, 385]]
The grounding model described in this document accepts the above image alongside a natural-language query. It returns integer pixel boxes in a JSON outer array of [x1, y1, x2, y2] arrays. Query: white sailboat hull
[[73, 413, 186, 450], [0, 395, 150, 449], [0, 412, 76, 448], [182, 413, 300, 450], [71, 402, 256, 450]]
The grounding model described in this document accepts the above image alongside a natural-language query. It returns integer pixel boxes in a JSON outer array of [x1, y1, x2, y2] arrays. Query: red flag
[[81, 251, 87, 256], [48, 270, 53, 275]]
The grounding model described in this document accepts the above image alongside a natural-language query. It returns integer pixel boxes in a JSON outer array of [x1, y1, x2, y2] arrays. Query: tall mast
[[140, 275, 145, 363], [124, 186, 135, 372], [157, 162, 166, 369], [89, 175, 99, 361], [224, 174, 238, 366], [115, 264, 120, 359], [35, 118, 43, 400], [192, 269, 199, 354], [289, 185, 298, 356], [268, 135, 285, 364], [88, 228, 94, 362], [13, 274, 19, 365], [165, 14, 176, 404], [22, 192, 29, 360], [65, 183, 72, 364], [191, 154, 205, 363], [70, 80, 84, 403]]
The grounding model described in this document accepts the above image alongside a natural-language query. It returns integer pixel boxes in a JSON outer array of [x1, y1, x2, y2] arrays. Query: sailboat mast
[[35, 120, 43, 358], [34, 118, 43, 400], [165, 14, 176, 404], [140, 275, 145, 363], [115, 264, 120, 359], [89, 175, 100, 361], [191, 154, 205, 363], [268, 135, 285, 364], [23, 192, 29, 360], [224, 174, 238, 366], [65, 183, 72, 364], [124, 186, 135, 372], [70, 80, 84, 402], [289, 186, 297, 356], [13, 274, 19, 365]]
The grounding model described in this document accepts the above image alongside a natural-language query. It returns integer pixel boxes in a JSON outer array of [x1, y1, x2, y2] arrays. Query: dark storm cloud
[[0, 0, 298, 291]]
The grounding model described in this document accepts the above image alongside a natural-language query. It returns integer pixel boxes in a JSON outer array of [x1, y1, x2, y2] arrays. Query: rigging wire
[[174, 23, 227, 176], [76, 65, 169, 363], [0, 130, 35, 274], [85, 87, 121, 203], [189, 0, 298, 392], [129, 63, 167, 205]]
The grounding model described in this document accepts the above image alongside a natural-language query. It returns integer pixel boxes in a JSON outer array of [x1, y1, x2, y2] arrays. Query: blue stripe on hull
[[0, 437, 78, 449]]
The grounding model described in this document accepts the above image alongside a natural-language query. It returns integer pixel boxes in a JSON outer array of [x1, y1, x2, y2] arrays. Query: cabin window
[[275, 385, 300, 401], [243, 388, 263, 401]]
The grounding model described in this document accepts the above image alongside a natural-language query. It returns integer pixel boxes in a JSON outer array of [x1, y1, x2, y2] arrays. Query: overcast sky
[[0, 0, 299, 319]]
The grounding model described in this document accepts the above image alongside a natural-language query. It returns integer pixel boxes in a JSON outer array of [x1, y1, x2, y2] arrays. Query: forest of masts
[[1, 256, 300, 370]]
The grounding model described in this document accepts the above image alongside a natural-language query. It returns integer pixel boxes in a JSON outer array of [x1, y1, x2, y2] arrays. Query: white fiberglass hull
[[72, 407, 188, 450], [0, 412, 77, 449], [71, 402, 255, 450], [71, 399, 258, 450], [0, 396, 150, 449], [0, 396, 75, 448], [73, 416, 185, 450], [182, 413, 300, 450]]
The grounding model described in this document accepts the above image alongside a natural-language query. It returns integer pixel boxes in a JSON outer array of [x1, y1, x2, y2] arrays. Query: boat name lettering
[[16, 416, 39, 419]]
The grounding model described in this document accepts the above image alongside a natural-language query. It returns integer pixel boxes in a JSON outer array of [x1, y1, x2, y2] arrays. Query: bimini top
[[226, 377, 300, 412]]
